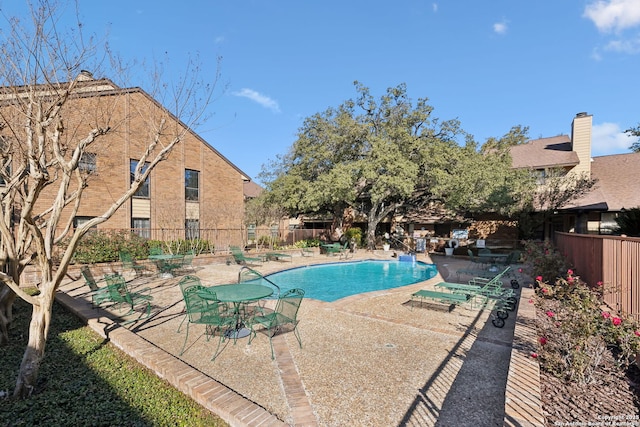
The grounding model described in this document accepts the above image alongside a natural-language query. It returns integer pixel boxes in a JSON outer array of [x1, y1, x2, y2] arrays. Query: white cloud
[[584, 0, 640, 33], [591, 122, 635, 156], [432, 3, 438, 13], [603, 35, 640, 53], [232, 88, 281, 113], [493, 21, 508, 35]]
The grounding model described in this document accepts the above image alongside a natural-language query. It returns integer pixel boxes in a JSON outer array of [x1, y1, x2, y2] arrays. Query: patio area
[[57, 249, 533, 426]]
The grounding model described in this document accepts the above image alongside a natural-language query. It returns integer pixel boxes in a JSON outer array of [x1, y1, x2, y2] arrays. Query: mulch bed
[[541, 348, 640, 424]]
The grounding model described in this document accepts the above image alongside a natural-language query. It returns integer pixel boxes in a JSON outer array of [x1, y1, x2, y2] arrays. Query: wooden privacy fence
[[555, 232, 640, 320]]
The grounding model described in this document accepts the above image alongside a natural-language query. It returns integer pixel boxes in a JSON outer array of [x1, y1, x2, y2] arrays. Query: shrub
[[257, 235, 280, 248], [344, 227, 363, 247], [614, 207, 640, 236], [521, 239, 570, 285], [293, 238, 321, 248], [66, 230, 149, 264], [148, 238, 213, 255], [534, 268, 640, 384]]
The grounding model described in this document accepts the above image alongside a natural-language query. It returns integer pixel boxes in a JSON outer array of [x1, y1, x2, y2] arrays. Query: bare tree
[[0, 1, 219, 398]]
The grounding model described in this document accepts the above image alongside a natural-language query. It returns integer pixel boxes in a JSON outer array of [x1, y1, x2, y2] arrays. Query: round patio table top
[[148, 254, 183, 260], [478, 253, 509, 258], [202, 283, 273, 303]]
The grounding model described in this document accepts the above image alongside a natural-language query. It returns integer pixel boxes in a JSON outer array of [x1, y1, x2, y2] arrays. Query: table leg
[[225, 302, 251, 340]]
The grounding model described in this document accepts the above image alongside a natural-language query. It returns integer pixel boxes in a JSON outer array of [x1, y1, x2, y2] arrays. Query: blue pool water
[[263, 259, 438, 302]]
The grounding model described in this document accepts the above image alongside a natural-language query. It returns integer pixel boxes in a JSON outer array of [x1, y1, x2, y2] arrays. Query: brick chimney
[[570, 112, 592, 176], [77, 70, 94, 81]]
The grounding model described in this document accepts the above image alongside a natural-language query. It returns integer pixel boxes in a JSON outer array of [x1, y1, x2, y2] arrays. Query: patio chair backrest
[[178, 275, 203, 298], [149, 247, 164, 256], [274, 288, 305, 322], [238, 266, 262, 283], [178, 275, 225, 323], [105, 274, 132, 304], [80, 266, 99, 291]]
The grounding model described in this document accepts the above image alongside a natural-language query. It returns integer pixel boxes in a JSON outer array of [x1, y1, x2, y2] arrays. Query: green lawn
[[0, 295, 228, 427]]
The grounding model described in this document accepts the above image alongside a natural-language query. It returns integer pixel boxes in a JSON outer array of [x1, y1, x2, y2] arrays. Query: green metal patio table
[[478, 253, 509, 272], [199, 283, 274, 339], [149, 254, 183, 278]]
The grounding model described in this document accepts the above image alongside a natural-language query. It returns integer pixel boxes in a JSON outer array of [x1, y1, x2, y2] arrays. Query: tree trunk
[[13, 291, 53, 399], [0, 287, 17, 345]]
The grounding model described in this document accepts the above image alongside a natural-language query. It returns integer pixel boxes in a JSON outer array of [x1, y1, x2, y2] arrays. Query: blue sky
[[3, 1, 640, 183]]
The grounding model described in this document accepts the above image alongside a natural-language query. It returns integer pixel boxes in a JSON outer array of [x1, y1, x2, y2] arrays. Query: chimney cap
[[77, 70, 94, 81], [576, 112, 588, 117]]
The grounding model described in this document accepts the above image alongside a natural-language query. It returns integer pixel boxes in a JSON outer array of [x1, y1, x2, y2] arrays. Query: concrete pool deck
[[57, 249, 544, 426]]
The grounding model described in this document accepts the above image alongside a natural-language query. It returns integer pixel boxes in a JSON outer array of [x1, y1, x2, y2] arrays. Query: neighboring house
[[243, 180, 263, 201], [0, 72, 250, 244], [511, 112, 640, 237], [396, 112, 639, 246]]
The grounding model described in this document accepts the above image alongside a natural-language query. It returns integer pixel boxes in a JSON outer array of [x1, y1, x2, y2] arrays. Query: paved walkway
[[58, 250, 542, 427]]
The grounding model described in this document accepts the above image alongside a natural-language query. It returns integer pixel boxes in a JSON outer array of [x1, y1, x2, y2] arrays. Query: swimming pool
[[263, 259, 438, 302]]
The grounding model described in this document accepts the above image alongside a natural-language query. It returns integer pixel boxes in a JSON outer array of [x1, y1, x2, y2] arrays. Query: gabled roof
[[243, 181, 263, 199], [1, 73, 253, 181], [565, 152, 640, 211], [510, 135, 579, 169]]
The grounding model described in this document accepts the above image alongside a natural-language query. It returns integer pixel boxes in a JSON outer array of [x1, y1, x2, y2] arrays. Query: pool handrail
[[238, 266, 281, 297]]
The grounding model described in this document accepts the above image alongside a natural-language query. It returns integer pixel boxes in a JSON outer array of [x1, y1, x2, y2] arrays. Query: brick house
[[1, 72, 250, 244], [399, 112, 640, 248], [511, 112, 640, 237]]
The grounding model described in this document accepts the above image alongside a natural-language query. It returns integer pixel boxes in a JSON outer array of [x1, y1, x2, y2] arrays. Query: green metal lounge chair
[[177, 275, 235, 360], [249, 288, 305, 359], [230, 245, 264, 265], [80, 266, 111, 307], [266, 251, 293, 262], [435, 267, 517, 316], [103, 273, 153, 322], [437, 267, 512, 295], [410, 289, 476, 309]]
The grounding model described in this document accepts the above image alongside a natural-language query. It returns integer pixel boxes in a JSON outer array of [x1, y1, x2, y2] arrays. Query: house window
[[130, 160, 150, 198], [132, 218, 150, 239], [600, 212, 618, 235], [533, 169, 546, 185], [247, 224, 256, 242], [79, 152, 97, 174], [185, 169, 199, 201], [185, 219, 199, 240], [74, 216, 97, 230]]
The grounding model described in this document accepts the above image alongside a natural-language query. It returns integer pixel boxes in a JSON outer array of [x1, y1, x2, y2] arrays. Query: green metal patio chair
[[249, 288, 304, 359], [119, 250, 148, 278], [103, 273, 153, 321], [237, 266, 281, 316], [177, 275, 235, 360], [149, 247, 164, 256], [80, 265, 111, 307], [178, 251, 195, 274]]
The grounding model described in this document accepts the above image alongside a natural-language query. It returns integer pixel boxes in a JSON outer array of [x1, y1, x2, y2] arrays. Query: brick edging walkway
[[55, 291, 286, 427], [503, 287, 545, 426]]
